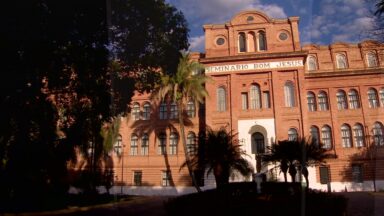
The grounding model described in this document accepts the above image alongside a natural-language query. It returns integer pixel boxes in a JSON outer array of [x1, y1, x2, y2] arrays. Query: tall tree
[[0, 0, 189, 205], [154, 52, 208, 192], [187, 127, 254, 188]]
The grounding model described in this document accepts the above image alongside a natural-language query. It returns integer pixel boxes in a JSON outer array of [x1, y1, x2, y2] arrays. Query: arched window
[[169, 133, 178, 155], [253, 132, 265, 154], [158, 132, 166, 155], [366, 52, 378, 67], [348, 89, 360, 109], [257, 31, 267, 51], [321, 125, 332, 149], [187, 100, 195, 118], [288, 128, 298, 141], [143, 102, 151, 120], [310, 126, 320, 146], [141, 134, 149, 155], [336, 53, 348, 69], [318, 91, 329, 111], [187, 132, 197, 155], [307, 92, 316, 112], [372, 122, 384, 146], [336, 90, 348, 110], [284, 81, 295, 107], [217, 87, 226, 112], [247, 32, 256, 52], [367, 88, 379, 108], [250, 84, 261, 109], [307, 56, 318, 71], [132, 103, 140, 120], [380, 88, 384, 107], [341, 124, 352, 148], [114, 134, 123, 156], [130, 134, 138, 156], [238, 32, 247, 52], [353, 123, 365, 147], [170, 102, 178, 119], [159, 102, 168, 119]]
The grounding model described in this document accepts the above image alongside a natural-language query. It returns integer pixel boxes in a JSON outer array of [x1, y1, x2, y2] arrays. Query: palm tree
[[264, 138, 333, 188], [296, 137, 333, 189], [154, 52, 208, 192], [263, 140, 299, 183], [187, 127, 254, 188]]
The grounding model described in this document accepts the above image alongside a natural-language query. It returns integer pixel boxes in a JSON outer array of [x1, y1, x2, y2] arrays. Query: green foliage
[[263, 137, 333, 187], [187, 127, 254, 188]]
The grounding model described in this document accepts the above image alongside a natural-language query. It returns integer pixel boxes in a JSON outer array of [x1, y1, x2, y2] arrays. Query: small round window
[[247, 16, 254, 22], [216, 37, 225, 45], [279, 32, 288, 41]]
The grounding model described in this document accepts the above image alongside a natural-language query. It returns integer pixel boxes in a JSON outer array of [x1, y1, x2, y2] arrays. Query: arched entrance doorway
[[252, 132, 265, 173]]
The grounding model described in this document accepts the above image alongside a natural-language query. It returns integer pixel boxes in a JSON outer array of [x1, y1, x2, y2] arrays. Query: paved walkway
[[341, 192, 384, 216], [5, 192, 384, 216]]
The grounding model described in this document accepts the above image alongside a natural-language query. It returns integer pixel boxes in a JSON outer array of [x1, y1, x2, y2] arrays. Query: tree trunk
[[302, 166, 309, 189], [281, 161, 288, 183], [214, 164, 229, 188], [178, 101, 201, 192], [289, 164, 297, 183]]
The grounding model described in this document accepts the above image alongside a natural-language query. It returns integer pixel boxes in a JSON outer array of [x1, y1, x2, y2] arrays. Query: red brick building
[[111, 10, 384, 194]]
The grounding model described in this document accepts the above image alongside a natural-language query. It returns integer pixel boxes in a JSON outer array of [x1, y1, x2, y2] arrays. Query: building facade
[[111, 10, 384, 194]]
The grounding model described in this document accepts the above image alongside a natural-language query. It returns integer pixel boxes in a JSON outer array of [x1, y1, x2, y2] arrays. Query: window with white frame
[[187, 132, 197, 155], [257, 31, 267, 51], [284, 81, 296, 107], [367, 88, 379, 108], [132, 103, 140, 120], [186, 101, 195, 118], [307, 92, 316, 112], [310, 126, 320, 146], [238, 32, 246, 52], [130, 134, 138, 155], [169, 133, 178, 155], [142, 102, 151, 120], [318, 91, 329, 111], [353, 123, 365, 147], [263, 91, 271, 108], [159, 102, 167, 119], [162, 170, 172, 186], [336, 53, 348, 69], [217, 87, 226, 112], [336, 90, 348, 110], [250, 84, 261, 109], [380, 88, 384, 107], [241, 93, 248, 110], [373, 122, 384, 146], [141, 133, 149, 155], [348, 89, 360, 109], [366, 52, 378, 67], [341, 124, 352, 148], [321, 125, 332, 149], [158, 133, 166, 155], [307, 56, 318, 71], [114, 135, 123, 156], [170, 102, 178, 119], [288, 128, 298, 141]]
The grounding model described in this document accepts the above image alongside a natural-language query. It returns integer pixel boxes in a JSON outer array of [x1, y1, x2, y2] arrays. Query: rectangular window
[[319, 166, 330, 184], [133, 171, 142, 186], [141, 136, 149, 156], [263, 91, 271, 109], [241, 93, 248, 110], [158, 135, 166, 155], [162, 170, 171, 186], [352, 164, 363, 183]]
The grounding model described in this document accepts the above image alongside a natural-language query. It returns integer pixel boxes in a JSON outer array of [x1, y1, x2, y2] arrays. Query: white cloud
[[256, 4, 286, 18], [189, 35, 205, 52], [332, 34, 351, 42]]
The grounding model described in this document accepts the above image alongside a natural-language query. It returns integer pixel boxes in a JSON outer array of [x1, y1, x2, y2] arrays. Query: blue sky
[[166, 0, 377, 52]]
